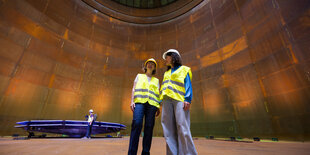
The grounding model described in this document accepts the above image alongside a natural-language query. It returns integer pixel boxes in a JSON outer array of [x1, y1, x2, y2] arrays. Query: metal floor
[[0, 137, 309, 155]]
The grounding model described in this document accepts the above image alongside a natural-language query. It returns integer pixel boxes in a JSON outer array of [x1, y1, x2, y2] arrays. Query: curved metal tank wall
[[0, 0, 143, 136], [171, 0, 309, 141], [170, 0, 310, 140], [0, 0, 309, 141]]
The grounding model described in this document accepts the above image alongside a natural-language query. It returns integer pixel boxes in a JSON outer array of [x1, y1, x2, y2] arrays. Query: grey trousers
[[161, 97, 198, 155]]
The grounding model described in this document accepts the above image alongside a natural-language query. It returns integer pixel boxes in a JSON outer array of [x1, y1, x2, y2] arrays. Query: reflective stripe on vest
[[134, 74, 160, 108], [160, 66, 192, 102]]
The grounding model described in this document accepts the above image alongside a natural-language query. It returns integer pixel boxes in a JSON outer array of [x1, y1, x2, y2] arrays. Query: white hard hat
[[89, 109, 93, 113], [162, 49, 181, 60]]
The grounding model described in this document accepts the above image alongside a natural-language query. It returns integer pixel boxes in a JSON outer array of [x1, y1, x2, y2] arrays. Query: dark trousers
[[128, 102, 158, 155], [86, 124, 93, 138]]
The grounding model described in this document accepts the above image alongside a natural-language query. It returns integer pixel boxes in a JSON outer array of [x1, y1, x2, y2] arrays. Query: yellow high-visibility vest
[[160, 66, 192, 102], [134, 74, 160, 108]]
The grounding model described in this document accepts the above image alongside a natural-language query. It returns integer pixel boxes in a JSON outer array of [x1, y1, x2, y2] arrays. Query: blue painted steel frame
[[15, 120, 126, 137]]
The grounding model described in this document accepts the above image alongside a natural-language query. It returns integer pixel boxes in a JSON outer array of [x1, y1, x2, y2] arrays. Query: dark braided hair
[[166, 52, 182, 71]]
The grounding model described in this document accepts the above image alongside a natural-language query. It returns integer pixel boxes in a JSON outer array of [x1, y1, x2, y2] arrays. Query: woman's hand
[[130, 102, 135, 112], [183, 101, 191, 111], [155, 108, 161, 117]]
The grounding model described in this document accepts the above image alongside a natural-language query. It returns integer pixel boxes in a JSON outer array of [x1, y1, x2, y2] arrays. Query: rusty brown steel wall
[[0, 0, 139, 136], [173, 0, 310, 141], [0, 0, 309, 141]]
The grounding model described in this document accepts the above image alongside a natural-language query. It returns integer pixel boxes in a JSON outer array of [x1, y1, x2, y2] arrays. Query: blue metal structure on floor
[[15, 120, 126, 138]]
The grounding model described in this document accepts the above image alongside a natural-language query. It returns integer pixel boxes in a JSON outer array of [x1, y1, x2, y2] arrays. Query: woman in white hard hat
[[128, 58, 161, 155], [160, 49, 197, 155], [82, 109, 96, 139]]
